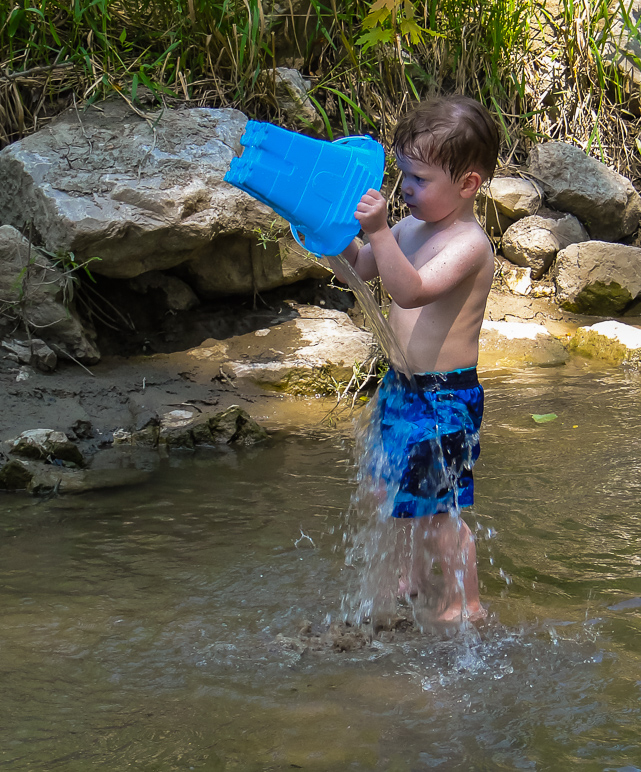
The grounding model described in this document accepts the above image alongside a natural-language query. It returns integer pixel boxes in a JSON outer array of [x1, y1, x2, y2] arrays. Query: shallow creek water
[[2, 359, 641, 770]]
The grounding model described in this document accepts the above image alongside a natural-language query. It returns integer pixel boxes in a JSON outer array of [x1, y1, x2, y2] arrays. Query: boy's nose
[[401, 179, 412, 196]]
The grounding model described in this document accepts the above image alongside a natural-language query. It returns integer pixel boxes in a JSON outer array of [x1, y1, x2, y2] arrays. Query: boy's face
[[396, 154, 467, 224]]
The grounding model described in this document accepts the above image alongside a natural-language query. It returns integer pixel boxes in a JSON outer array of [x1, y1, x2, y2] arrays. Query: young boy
[[339, 95, 499, 622]]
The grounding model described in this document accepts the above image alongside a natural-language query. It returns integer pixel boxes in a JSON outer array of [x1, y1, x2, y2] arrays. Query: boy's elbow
[[394, 293, 427, 310]]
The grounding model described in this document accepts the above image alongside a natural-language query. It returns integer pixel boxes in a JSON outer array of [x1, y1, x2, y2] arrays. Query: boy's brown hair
[[392, 95, 500, 182]]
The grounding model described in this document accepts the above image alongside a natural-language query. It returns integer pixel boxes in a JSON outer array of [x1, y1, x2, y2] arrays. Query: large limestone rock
[[527, 142, 641, 241], [553, 241, 641, 314], [188, 303, 376, 393], [501, 210, 589, 279], [182, 234, 329, 298], [570, 320, 641, 367], [0, 99, 326, 294], [0, 225, 100, 363], [479, 320, 569, 367]]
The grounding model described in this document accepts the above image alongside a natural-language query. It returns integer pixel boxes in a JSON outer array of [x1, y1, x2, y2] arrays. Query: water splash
[[340, 378, 478, 631], [325, 254, 480, 631], [325, 254, 413, 379]]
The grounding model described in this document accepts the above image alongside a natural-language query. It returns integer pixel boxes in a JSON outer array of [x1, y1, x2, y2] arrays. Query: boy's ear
[[460, 171, 483, 199]]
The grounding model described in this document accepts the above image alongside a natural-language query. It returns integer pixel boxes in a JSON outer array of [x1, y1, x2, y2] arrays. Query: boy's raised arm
[[338, 238, 380, 282], [355, 189, 488, 309]]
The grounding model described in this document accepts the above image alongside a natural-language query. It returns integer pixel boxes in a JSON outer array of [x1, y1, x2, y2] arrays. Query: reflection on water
[[2, 360, 641, 770]]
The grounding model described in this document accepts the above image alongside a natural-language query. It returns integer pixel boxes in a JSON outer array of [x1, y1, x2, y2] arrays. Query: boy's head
[[393, 95, 500, 183]]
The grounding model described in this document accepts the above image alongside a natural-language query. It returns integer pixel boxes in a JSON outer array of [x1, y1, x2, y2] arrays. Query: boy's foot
[[397, 577, 419, 598], [436, 602, 487, 623]]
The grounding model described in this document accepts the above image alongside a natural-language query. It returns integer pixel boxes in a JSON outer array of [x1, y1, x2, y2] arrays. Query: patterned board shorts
[[367, 367, 485, 518]]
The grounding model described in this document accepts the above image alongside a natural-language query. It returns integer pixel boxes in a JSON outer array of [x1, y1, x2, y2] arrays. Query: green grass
[[1, 0, 640, 188]]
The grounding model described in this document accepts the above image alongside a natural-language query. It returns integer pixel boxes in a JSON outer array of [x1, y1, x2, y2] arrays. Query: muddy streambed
[[2, 358, 641, 770]]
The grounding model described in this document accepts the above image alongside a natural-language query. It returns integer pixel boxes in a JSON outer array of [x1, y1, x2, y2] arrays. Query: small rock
[[70, 419, 94, 440], [16, 366, 32, 382], [501, 211, 589, 279], [128, 271, 199, 312], [502, 265, 532, 295], [9, 429, 85, 467], [483, 175, 542, 218], [2, 338, 57, 372], [259, 67, 324, 132], [151, 406, 268, 448]]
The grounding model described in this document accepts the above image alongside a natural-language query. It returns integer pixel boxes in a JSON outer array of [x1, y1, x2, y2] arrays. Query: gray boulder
[[0, 225, 100, 363], [527, 142, 641, 241], [501, 210, 589, 279], [0, 99, 326, 294], [484, 176, 542, 218], [554, 241, 641, 314]]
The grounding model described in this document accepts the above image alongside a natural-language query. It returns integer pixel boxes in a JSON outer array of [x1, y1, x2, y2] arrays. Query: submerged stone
[[209, 406, 269, 445], [0, 459, 34, 490], [151, 406, 268, 448]]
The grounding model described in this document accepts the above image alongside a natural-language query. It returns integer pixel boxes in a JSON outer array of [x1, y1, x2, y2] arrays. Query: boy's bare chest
[[397, 222, 449, 269]]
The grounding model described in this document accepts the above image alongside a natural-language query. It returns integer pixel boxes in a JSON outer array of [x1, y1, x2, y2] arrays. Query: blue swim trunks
[[366, 367, 484, 518]]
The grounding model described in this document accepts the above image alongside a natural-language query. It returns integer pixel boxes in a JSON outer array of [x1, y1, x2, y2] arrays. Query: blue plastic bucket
[[224, 121, 385, 256]]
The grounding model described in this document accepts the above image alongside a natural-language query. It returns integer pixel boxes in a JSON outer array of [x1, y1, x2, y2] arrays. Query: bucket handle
[[290, 224, 324, 257]]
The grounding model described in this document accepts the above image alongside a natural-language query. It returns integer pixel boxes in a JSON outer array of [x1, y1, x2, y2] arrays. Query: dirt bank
[[0, 286, 628, 469]]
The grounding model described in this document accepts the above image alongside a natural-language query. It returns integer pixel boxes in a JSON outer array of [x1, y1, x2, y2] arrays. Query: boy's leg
[[396, 519, 425, 597], [422, 513, 485, 622]]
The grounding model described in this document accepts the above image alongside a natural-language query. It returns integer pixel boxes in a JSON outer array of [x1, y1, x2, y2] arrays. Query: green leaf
[[399, 17, 423, 44], [8, 8, 24, 37], [49, 21, 62, 45], [532, 413, 558, 423], [362, 7, 391, 30], [356, 27, 393, 51]]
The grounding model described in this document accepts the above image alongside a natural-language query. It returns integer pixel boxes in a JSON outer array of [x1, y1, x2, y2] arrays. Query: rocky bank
[[2, 95, 641, 494]]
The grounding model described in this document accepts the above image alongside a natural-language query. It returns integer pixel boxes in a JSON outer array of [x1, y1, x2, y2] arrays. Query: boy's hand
[[354, 189, 388, 235]]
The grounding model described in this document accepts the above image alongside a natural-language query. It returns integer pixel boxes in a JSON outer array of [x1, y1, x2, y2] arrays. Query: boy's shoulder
[[394, 215, 492, 258]]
